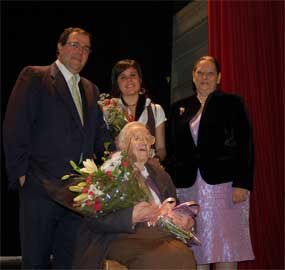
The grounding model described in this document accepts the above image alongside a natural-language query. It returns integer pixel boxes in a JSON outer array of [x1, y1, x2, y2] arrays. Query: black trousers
[[19, 174, 82, 269]]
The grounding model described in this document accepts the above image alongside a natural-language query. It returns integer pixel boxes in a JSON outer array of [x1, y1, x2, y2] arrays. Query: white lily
[[100, 151, 122, 172], [89, 184, 104, 197], [80, 159, 98, 174]]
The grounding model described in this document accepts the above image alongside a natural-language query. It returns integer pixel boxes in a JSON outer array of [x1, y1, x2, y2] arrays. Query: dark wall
[[1, 1, 189, 256]]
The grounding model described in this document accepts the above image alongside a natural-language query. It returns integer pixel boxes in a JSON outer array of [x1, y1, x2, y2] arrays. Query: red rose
[[106, 171, 112, 177], [82, 187, 88, 193], [93, 198, 102, 211], [86, 200, 91, 206], [105, 99, 111, 106], [122, 161, 129, 167]]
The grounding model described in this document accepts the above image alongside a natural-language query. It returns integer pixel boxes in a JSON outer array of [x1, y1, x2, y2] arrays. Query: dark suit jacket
[[3, 62, 112, 189], [70, 158, 177, 269], [166, 90, 254, 191]]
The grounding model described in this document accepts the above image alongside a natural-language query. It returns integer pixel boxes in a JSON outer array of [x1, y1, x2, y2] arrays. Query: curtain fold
[[208, 1, 284, 269]]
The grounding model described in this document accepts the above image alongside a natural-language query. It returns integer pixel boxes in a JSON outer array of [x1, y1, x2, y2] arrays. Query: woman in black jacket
[[166, 56, 255, 270]]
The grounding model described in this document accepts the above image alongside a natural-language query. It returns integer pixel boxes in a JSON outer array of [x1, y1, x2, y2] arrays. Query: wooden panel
[[171, 0, 208, 103]]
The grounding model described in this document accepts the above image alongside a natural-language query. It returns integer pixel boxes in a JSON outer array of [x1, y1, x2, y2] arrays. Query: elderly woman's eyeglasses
[[66, 42, 92, 54], [131, 134, 155, 145]]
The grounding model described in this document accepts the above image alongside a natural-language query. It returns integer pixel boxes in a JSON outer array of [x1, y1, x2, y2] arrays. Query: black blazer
[[3, 62, 112, 189], [166, 90, 254, 191]]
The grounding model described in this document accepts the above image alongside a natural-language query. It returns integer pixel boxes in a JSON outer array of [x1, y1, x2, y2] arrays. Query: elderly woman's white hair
[[117, 122, 155, 151]]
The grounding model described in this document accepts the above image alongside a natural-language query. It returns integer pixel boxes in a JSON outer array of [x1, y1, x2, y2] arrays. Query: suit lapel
[[196, 90, 220, 145], [50, 63, 84, 131], [178, 96, 200, 148], [184, 95, 201, 123], [79, 79, 96, 127], [146, 163, 168, 199]]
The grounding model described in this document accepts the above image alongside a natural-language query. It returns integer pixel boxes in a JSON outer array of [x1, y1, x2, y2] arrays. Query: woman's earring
[[139, 88, 146, 95]]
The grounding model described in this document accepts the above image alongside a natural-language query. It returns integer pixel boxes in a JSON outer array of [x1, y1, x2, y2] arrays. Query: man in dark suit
[[3, 27, 112, 269]]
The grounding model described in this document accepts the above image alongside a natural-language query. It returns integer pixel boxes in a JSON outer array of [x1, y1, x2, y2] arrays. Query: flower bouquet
[[43, 151, 200, 245], [98, 93, 132, 138], [155, 198, 201, 246], [60, 151, 149, 218]]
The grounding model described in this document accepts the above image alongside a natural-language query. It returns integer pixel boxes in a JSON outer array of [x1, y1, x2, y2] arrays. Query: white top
[[118, 97, 167, 127]]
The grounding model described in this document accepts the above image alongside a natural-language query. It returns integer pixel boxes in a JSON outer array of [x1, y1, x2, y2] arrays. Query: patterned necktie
[[145, 175, 162, 202], [70, 75, 83, 124]]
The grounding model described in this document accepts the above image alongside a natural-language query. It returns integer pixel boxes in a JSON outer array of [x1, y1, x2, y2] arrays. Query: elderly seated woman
[[47, 122, 196, 269]]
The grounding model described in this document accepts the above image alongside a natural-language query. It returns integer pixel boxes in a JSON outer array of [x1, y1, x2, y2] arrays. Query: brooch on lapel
[[179, 107, 185, 116]]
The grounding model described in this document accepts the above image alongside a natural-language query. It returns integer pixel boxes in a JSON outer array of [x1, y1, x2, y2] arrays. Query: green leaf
[[70, 160, 78, 170], [69, 160, 83, 174], [104, 141, 111, 151]]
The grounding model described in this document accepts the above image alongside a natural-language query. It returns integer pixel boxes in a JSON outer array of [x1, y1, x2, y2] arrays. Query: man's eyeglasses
[[66, 42, 92, 54]]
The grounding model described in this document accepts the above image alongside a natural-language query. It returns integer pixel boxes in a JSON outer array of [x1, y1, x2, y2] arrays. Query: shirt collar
[[55, 59, 80, 84]]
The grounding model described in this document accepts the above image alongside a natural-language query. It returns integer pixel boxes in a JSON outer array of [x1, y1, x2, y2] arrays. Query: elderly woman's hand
[[167, 211, 195, 231], [155, 198, 195, 230], [132, 202, 160, 224]]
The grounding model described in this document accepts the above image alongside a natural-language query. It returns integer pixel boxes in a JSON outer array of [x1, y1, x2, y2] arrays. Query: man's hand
[[19, 175, 26, 187]]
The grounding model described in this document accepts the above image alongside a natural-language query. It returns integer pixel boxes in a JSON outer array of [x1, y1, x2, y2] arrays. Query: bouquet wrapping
[[154, 198, 201, 246]]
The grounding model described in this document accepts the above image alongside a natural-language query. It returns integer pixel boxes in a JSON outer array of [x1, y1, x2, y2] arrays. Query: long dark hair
[[110, 59, 144, 97], [111, 59, 148, 120]]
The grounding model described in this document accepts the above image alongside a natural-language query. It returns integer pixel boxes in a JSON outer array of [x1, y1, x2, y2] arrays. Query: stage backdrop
[[208, 1, 284, 269]]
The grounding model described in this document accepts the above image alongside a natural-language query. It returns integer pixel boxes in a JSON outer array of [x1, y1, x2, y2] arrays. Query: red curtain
[[208, 1, 284, 269]]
